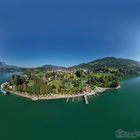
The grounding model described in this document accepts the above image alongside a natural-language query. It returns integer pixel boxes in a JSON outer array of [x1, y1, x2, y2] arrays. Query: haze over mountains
[[42, 65, 65, 70], [0, 61, 7, 68], [0, 61, 20, 70]]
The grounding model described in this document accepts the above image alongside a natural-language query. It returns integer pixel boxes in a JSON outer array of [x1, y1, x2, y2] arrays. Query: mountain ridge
[[70, 57, 140, 75], [1, 57, 140, 73], [42, 64, 65, 70], [0, 60, 21, 70]]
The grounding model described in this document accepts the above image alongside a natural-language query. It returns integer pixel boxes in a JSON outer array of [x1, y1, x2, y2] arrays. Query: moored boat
[[0, 83, 8, 95], [0, 88, 7, 95]]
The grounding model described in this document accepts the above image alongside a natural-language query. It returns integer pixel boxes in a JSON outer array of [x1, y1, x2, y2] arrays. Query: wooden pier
[[66, 97, 70, 102], [84, 94, 89, 105]]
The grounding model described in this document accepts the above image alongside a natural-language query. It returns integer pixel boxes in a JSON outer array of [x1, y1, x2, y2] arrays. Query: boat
[[0, 88, 7, 95], [0, 83, 8, 95]]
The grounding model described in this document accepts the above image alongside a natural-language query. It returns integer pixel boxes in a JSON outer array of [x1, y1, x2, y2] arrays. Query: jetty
[[84, 94, 89, 105]]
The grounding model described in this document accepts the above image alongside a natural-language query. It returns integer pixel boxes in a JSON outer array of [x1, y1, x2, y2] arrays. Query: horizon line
[[1, 56, 140, 68]]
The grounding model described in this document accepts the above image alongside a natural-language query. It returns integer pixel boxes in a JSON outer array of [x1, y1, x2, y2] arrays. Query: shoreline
[[1, 82, 121, 101]]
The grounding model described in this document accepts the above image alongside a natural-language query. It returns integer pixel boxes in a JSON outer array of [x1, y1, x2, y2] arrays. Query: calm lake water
[[0, 72, 140, 140]]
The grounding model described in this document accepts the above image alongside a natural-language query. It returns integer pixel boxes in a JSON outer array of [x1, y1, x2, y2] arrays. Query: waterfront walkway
[[1, 82, 113, 104]]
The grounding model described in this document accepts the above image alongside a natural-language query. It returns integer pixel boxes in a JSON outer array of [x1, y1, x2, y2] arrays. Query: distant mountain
[[0, 61, 21, 71], [71, 57, 140, 74], [42, 65, 65, 70], [0, 61, 7, 67]]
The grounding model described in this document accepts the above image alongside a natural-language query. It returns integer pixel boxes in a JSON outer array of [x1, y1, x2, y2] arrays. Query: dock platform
[[84, 94, 89, 104]]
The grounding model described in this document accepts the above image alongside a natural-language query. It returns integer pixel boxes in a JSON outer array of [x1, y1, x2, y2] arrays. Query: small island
[[1, 57, 140, 102]]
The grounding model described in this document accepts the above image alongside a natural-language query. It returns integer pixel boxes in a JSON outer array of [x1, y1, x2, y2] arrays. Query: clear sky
[[0, 0, 140, 67]]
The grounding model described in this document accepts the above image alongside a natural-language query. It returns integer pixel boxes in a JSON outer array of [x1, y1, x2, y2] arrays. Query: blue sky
[[0, 0, 140, 67]]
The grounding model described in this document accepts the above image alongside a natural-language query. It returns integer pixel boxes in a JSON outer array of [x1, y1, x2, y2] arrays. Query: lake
[[0, 72, 140, 140]]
